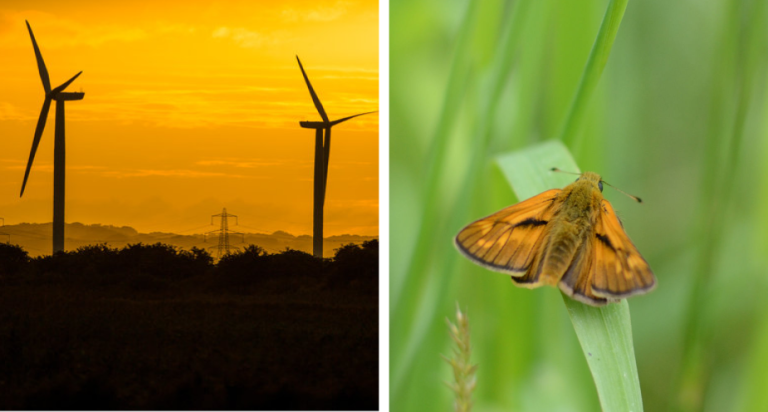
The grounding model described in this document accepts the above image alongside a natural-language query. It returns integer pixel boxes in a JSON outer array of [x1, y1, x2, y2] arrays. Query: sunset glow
[[0, 1, 378, 239]]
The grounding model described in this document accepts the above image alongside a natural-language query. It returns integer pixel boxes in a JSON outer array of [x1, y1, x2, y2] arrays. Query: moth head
[[578, 171, 603, 189], [574, 176, 603, 192], [552, 169, 622, 197]]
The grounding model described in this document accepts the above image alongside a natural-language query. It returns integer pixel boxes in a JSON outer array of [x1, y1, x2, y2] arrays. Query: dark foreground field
[[0, 242, 378, 410]]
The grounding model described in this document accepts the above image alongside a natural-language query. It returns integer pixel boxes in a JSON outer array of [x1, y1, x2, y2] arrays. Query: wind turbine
[[20, 20, 84, 254], [296, 56, 376, 258]]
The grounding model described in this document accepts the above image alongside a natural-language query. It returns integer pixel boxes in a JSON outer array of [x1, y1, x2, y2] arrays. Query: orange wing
[[455, 189, 561, 275], [557, 239, 617, 306], [589, 199, 656, 299]]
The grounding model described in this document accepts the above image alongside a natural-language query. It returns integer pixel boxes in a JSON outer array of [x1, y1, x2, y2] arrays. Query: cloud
[[196, 159, 289, 168], [0, 101, 25, 121], [0, 11, 147, 48], [4, 163, 51, 172], [101, 168, 256, 179], [212, 26, 275, 49], [281, 1, 352, 22], [211, 27, 230, 38], [71, 165, 107, 172], [0, 11, 197, 49], [4, 163, 105, 173], [71, 87, 307, 129], [116, 86, 289, 97], [328, 198, 378, 208]]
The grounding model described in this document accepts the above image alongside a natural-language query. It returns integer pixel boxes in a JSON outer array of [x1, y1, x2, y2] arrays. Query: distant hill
[[0, 222, 377, 258]]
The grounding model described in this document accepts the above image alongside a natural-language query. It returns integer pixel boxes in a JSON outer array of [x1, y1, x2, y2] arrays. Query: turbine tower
[[20, 20, 84, 254], [296, 56, 376, 258]]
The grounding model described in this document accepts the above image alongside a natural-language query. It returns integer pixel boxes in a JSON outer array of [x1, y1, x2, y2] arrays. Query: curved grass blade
[[496, 140, 644, 412]]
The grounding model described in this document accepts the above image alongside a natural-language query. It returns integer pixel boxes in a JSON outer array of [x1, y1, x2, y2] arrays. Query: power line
[[177, 224, 216, 234], [235, 223, 269, 234]]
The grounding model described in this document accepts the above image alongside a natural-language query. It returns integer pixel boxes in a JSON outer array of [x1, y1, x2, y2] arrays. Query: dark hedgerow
[[0, 243, 30, 276], [1, 241, 377, 294], [66, 244, 121, 278], [217, 247, 321, 280], [211, 245, 272, 292], [213, 247, 323, 294], [25, 243, 213, 281], [333, 240, 378, 276], [31, 245, 119, 280], [217, 245, 269, 276], [266, 248, 322, 278], [327, 239, 378, 292], [117, 243, 213, 279]]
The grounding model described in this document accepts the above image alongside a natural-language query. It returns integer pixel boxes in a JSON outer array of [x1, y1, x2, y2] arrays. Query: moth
[[454, 170, 656, 306]]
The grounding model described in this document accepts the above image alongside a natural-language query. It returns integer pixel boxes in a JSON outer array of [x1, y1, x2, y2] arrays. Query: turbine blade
[[26, 20, 51, 94], [329, 111, 377, 126], [20, 97, 52, 197], [51, 71, 83, 94], [296, 55, 329, 123]]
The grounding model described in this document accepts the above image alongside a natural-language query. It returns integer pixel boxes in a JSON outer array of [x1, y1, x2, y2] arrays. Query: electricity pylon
[[205, 208, 244, 260], [0, 218, 9, 244]]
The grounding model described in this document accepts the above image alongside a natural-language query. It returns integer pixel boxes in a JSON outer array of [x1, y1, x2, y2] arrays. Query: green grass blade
[[496, 140, 644, 412], [738, 311, 768, 411], [559, 0, 628, 153], [564, 299, 643, 412], [391, 2, 531, 406], [496, 140, 580, 198], [675, 2, 768, 409]]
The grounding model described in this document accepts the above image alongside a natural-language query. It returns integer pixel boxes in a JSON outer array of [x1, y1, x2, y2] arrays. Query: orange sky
[[0, 0, 378, 237]]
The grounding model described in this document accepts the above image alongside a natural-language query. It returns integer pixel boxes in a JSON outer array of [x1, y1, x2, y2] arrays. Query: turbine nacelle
[[300, 110, 379, 130], [46, 71, 85, 100], [54, 91, 85, 101], [300, 121, 327, 129]]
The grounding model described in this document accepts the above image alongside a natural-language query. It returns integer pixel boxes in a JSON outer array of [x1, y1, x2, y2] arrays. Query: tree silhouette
[[2, 240, 377, 293], [118, 243, 212, 279], [328, 239, 378, 291], [217, 244, 269, 275], [0, 244, 30, 275]]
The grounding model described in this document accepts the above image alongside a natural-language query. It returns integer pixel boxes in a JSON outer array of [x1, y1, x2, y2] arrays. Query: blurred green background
[[390, 0, 768, 411]]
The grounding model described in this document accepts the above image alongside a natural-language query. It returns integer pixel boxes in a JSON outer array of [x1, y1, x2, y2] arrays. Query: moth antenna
[[550, 167, 580, 176], [601, 180, 643, 203]]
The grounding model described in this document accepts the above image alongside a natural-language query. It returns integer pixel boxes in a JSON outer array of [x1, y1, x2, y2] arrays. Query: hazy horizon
[[0, 220, 377, 258], [0, 196, 378, 236], [0, 220, 381, 236]]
